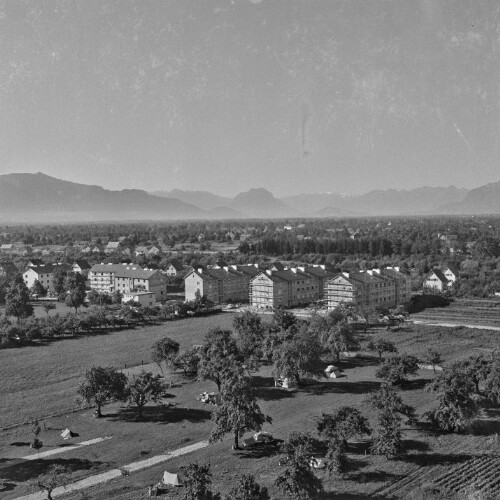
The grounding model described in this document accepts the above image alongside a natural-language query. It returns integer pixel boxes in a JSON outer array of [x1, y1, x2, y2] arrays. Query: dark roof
[[426, 269, 448, 283], [168, 259, 184, 271], [0, 262, 18, 274], [444, 264, 460, 277], [28, 259, 44, 266], [26, 263, 68, 274], [90, 263, 158, 279], [73, 259, 91, 269]]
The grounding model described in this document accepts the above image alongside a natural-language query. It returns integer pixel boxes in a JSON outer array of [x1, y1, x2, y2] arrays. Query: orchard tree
[[43, 303, 56, 316], [174, 347, 201, 377], [367, 338, 397, 363], [368, 384, 416, 459], [275, 432, 324, 499], [198, 328, 242, 391], [426, 363, 481, 432], [182, 462, 220, 500], [226, 475, 270, 500], [421, 348, 442, 374], [233, 311, 265, 365], [31, 280, 47, 300], [127, 370, 165, 420], [65, 272, 87, 313], [30, 465, 71, 500], [210, 374, 271, 450], [151, 337, 180, 373], [455, 356, 492, 395], [484, 360, 500, 406], [5, 274, 33, 321], [320, 321, 359, 365], [317, 406, 370, 475], [51, 268, 67, 298], [77, 366, 128, 418], [375, 354, 419, 386]]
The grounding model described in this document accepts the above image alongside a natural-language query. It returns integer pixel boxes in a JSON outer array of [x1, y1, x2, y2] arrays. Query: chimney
[[197, 268, 203, 273]]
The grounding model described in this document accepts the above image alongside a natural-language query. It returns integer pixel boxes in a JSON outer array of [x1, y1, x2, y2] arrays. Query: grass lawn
[[1, 319, 500, 499]]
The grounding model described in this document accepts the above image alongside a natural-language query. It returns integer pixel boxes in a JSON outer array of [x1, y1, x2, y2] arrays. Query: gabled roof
[[73, 259, 91, 270], [26, 263, 68, 275], [106, 241, 121, 249], [90, 263, 158, 279], [28, 259, 44, 266], [425, 269, 448, 283], [443, 264, 460, 277], [168, 259, 184, 271]]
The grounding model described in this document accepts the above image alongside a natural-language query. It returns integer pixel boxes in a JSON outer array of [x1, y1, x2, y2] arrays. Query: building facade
[[89, 264, 167, 300]]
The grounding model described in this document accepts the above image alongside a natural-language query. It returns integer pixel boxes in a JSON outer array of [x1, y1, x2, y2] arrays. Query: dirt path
[[14, 440, 209, 500], [412, 320, 500, 331], [21, 437, 112, 461]]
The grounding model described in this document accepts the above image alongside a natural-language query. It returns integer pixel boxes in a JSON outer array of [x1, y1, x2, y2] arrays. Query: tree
[[317, 406, 371, 450], [30, 465, 71, 500], [426, 363, 481, 432], [226, 474, 270, 500], [455, 355, 492, 395], [275, 432, 324, 499], [317, 406, 370, 475], [421, 348, 442, 374], [111, 289, 122, 304], [367, 338, 397, 363], [151, 337, 180, 373], [65, 272, 87, 313], [233, 311, 265, 366], [43, 303, 56, 316], [77, 366, 128, 418], [182, 462, 220, 500], [375, 354, 419, 386], [198, 328, 242, 392], [51, 268, 67, 298], [320, 321, 359, 365], [5, 274, 33, 321], [210, 374, 271, 450], [127, 370, 165, 420], [484, 360, 500, 406], [368, 384, 416, 459], [31, 280, 47, 300], [174, 347, 201, 377], [30, 418, 43, 450], [272, 308, 298, 333]]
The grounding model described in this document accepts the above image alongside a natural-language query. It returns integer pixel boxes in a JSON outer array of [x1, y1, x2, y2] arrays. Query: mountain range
[[1, 172, 500, 222]]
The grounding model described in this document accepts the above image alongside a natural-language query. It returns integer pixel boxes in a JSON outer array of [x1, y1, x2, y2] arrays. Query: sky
[[0, 0, 499, 197]]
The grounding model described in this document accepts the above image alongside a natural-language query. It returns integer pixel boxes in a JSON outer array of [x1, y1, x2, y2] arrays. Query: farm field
[[1, 318, 500, 498], [412, 298, 500, 328]]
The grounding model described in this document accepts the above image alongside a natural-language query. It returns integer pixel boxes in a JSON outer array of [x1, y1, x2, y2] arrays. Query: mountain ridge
[[1, 172, 500, 222]]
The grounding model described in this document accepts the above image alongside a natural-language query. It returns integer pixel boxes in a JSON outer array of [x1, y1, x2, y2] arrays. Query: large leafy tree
[[151, 337, 180, 373], [77, 366, 128, 418], [319, 321, 359, 365], [65, 272, 87, 313], [275, 432, 324, 499], [367, 338, 397, 363], [426, 363, 482, 432], [317, 406, 371, 475], [51, 268, 67, 298], [182, 462, 220, 500], [233, 311, 265, 366], [5, 274, 33, 321], [368, 384, 416, 459], [31, 280, 47, 300], [484, 360, 500, 406], [421, 348, 442, 374], [127, 370, 165, 420], [30, 465, 71, 500], [210, 374, 271, 450], [225, 475, 270, 500], [198, 327, 242, 391], [375, 354, 419, 386]]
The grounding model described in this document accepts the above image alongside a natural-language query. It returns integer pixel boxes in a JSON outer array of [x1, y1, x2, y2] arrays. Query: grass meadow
[[1, 315, 500, 499]]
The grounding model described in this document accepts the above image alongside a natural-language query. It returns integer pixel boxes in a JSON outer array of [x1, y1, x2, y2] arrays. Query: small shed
[[61, 428, 76, 440]]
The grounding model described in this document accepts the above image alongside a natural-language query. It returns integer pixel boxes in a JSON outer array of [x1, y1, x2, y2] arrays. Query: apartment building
[[88, 263, 167, 300], [250, 265, 329, 309], [325, 267, 411, 310], [184, 264, 261, 304], [23, 263, 67, 290]]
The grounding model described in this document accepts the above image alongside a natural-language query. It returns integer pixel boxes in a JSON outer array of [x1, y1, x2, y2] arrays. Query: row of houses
[[184, 262, 412, 311]]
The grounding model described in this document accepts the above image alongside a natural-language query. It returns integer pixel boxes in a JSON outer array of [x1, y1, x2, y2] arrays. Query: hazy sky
[[1, 0, 499, 197]]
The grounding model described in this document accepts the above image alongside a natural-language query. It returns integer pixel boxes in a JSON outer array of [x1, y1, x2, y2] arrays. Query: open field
[[412, 298, 500, 328], [2, 318, 500, 499]]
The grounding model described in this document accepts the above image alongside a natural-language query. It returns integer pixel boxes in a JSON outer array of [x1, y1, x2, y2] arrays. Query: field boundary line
[[412, 320, 500, 331], [13, 440, 209, 500]]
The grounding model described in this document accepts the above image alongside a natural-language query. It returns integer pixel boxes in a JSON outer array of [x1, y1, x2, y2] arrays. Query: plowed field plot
[[434, 455, 500, 497]]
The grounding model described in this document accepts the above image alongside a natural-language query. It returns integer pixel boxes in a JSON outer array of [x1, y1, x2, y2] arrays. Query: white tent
[[61, 428, 75, 440], [325, 365, 340, 378], [162, 471, 182, 486]]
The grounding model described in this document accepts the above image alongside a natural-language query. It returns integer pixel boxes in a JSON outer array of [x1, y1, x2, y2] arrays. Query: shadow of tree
[[404, 452, 472, 467], [110, 405, 212, 424], [252, 376, 296, 401], [0, 458, 105, 483], [298, 380, 381, 396]]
